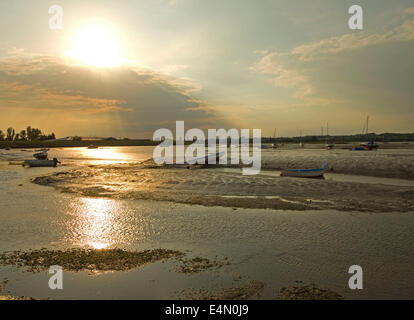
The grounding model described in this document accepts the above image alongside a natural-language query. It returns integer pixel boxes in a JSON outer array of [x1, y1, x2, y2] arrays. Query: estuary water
[[0, 146, 413, 299]]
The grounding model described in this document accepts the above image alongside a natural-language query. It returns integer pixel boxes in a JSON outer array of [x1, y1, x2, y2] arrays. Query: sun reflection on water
[[68, 198, 122, 249], [81, 147, 130, 164]]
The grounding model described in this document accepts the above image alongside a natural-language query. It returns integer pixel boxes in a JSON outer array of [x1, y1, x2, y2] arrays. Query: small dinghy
[[259, 145, 270, 149], [187, 151, 225, 167], [24, 158, 60, 167], [281, 163, 328, 178], [360, 141, 379, 150], [33, 151, 48, 160]]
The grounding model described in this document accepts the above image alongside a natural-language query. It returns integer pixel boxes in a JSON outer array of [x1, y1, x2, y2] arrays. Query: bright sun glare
[[67, 25, 123, 67]]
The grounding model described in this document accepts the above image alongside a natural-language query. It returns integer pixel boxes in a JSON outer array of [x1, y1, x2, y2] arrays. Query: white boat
[[281, 163, 328, 178], [187, 152, 225, 166], [24, 158, 60, 167]]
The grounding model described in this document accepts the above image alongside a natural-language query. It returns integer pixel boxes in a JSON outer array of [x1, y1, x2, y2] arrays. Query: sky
[[0, 0, 413, 138]]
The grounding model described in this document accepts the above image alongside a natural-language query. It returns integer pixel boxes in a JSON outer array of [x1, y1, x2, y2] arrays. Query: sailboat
[[299, 130, 304, 148], [359, 115, 379, 150], [325, 123, 334, 150], [271, 128, 278, 149]]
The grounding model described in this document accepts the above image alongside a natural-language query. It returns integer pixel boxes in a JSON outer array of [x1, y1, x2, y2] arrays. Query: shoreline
[[1, 140, 413, 150]]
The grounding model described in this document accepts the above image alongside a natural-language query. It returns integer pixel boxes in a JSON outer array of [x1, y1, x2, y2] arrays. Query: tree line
[[0, 126, 56, 141]]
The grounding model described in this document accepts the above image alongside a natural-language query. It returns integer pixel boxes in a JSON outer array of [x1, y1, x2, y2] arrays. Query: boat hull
[[33, 152, 48, 160], [360, 142, 379, 150], [24, 159, 58, 167], [281, 164, 327, 178], [187, 152, 225, 165]]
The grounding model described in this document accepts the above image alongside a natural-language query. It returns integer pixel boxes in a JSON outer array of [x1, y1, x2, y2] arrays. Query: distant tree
[[0, 130, 4, 141], [19, 130, 27, 141], [26, 126, 42, 141], [6, 127, 15, 141], [39, 132, 56, 140], [72, 136, 82, 141], [26, 126, 32, 140]]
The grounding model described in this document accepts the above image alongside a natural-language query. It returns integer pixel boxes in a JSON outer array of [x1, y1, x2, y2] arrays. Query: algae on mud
[[178, 280, 265, 300], [0, 248, 184, 272], [278, 284, 344, 300], [0, 248, 232, 275], [175, 256, 230, 274]]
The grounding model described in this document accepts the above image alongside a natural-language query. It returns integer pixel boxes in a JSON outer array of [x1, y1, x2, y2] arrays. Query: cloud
[[288, 20, 414, 62], [252, 10, 414, 115], [0, 55, 219, 137]]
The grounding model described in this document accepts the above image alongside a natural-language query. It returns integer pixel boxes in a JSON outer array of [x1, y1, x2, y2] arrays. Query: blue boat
[[281, 163, 328, 178]]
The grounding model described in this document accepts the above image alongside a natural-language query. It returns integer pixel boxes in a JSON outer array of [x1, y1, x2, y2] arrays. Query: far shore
[[1, 139, 413, 150], [0, 139, 159, 149]]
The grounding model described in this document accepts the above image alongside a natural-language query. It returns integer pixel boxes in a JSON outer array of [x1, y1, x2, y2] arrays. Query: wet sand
[[259, 146, 414, 180], [32, 162, 414, 212]]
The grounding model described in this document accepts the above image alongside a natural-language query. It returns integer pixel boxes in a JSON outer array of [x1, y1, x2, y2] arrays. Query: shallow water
[[220, 168, 414, 187], [0, 146, 155, 165], [0, 146, 414, 299], [2, 145, 414, 179]]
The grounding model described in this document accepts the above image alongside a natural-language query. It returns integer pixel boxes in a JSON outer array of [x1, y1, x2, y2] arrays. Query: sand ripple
[[32, 163, 414, 212]]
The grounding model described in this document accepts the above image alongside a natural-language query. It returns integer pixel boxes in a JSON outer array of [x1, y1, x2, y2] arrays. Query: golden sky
[[0, 0, 413, 138]]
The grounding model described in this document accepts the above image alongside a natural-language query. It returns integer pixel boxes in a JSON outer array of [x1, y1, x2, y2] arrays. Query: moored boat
[[187, 151, 225, 166], [325, 123, 334, 149], [33, 151, 48, 160], [24, 158, 60, 167], [281, 163, 328, 178], [360, 141, 379, 150]]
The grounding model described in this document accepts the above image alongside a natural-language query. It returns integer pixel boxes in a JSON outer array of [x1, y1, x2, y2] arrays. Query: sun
[[67, 24, 123, 67]]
